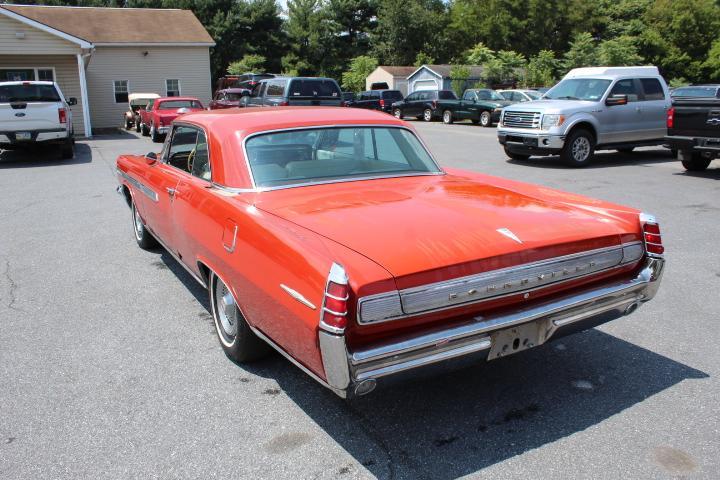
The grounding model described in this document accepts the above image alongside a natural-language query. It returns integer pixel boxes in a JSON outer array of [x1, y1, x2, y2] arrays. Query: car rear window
[[438, 90, 458, 100], [0, 84, 60, 103], [288, 79, 340, 98], [671, 86, 718, 98], [382, 90, 403, 101], [158, 100, 203, 109], [245, 127, 441, 188]]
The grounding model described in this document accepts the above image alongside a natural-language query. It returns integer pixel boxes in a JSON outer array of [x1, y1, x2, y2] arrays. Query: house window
[[37, 69, 54, 81], [114, 80, 129, 103], [166, 79, 180, 97], [0, 68, 54, 82]]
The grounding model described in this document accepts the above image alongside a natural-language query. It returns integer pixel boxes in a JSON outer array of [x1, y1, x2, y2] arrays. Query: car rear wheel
[[423, 109, 433, 122], [125, 118, 132, 130], [504, 146, 530, 161], [150, 124, 161, 143], [393, 108, 403, 119], [131, 200, 158, 250], [561, 129, 595, 167], [209, 271, 269, 363], [442, 110, 453, 124], [141, 123, 149, 136], [60, 138, 74, 160], [479, 111, 492, 127], [135, 119, 142, 133], [681, 152, 712, 171]]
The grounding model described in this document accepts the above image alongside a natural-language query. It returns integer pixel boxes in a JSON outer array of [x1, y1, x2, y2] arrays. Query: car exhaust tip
[[354, 379, 376, 396], [624, 302, 640, 316]]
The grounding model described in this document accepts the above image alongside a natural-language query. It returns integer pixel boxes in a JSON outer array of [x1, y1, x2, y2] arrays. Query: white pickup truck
[[0, 81, 76, 159]]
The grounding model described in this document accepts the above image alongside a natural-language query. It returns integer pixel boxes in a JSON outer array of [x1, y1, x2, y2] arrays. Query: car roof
[[260, 76, 336, 81], [220, 88, 249, 93], [129, 93, 160, 101], [0, 81, 55, 86], [156, 96, 201, 102]]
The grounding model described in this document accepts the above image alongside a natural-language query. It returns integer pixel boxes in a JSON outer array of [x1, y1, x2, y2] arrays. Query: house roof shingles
[[377, 66, 417, 77], [1, 5, 214, 45]]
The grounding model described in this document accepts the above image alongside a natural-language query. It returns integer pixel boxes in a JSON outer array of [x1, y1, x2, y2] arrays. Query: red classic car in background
[[137, 97, 205, 142], [209, 88, 250, 110], [116, 108, 665, 398]]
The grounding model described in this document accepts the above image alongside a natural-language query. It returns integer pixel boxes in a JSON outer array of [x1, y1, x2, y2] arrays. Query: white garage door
[[413, 80, 438, 91]]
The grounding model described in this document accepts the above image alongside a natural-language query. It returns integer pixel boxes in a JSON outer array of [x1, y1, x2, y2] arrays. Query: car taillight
[[279, 101, 289, 106], [320, 263, 349, 334], [666, 107, 674, 129], [640, 213, 664, 256], [379, 99, 385, 108], [58, 108, 67, 124]]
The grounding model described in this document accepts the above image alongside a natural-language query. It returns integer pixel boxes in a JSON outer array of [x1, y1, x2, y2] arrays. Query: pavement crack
[[2, 258, 23, 313], [340, 401, 398, 480]]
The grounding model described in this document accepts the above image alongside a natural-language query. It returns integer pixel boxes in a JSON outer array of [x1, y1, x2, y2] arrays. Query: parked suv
[[391, 90, 458, 121], [243, 77, 342, 107], [351, 90, 404, 114], [498, 66, 671, 166], [0, 81, 76, 159]]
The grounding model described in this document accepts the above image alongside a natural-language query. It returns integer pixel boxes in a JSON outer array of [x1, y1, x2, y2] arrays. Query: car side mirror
[[68, 97, 77, 106], [145, 152, 158, 165], [606, 94, 628, 106]]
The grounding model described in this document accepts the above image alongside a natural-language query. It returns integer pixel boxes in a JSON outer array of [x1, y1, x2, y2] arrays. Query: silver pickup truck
[[498, 66, 671, 166], [0, 81, 76, 159]]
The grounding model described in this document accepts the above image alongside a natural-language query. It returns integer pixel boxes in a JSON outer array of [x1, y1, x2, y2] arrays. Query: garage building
[[0, 4, 215, 137]]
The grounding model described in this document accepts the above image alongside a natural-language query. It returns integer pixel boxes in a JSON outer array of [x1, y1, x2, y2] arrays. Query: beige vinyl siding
[[86, 46, 211, 129], [366, 68, 393, 91], [0, 54, 85, 136], [0, 15, 80, 54]]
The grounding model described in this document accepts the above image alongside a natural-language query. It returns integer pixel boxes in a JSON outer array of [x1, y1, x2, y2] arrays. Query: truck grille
[[503, 111, 541, 129]]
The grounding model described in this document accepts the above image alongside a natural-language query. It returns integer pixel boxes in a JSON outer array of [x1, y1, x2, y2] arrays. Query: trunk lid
[[0, 102, 62, 131], [252, 174, 628, 289], [670, 98, 720, 137]]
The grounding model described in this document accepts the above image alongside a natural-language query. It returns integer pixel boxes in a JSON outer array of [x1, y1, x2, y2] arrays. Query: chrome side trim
[[117, 168, 158, 202], [223, 225, 238, 253], [358, 242, 643, 325], [280, 284, 317, 310]]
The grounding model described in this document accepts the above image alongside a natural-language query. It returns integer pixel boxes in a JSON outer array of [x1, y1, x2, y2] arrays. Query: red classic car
[[209, 88, 250, 110], [137, 97, 205, 143], [116, 108, 665, 398]]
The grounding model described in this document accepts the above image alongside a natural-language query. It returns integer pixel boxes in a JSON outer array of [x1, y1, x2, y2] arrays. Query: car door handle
[[166, 187, 176, 197]]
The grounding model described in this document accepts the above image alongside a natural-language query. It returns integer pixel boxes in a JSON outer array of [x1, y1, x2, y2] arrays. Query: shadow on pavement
[[507, 148, 677, 169], [158, 247, 708, 480], [0, 143, 91, 168], [673, 167, 720, 180]]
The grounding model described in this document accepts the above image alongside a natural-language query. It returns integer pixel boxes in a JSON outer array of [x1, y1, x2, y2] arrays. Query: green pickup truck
[[439, 89, 512, 127]]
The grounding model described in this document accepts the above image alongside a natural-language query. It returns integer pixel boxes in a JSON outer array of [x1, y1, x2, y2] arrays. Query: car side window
[[609, 79, 639, 102], [406, 93, 417, 101], [640, 78, 665, 101], [499, 91, 512, 100], [266, 80, 285, 97], [513, 92, 526, 102], [165, 126, 199, 173], [463, 91, 474, 101], [146, 100, 154, 110], [191, 130, 211, 181]]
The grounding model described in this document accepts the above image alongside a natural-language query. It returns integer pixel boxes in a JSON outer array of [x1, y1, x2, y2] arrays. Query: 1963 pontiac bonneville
[[116, 107, 665, 398]]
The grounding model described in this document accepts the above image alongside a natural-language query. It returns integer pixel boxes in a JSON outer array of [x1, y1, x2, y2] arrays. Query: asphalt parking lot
[[1, 120, 719, 479]]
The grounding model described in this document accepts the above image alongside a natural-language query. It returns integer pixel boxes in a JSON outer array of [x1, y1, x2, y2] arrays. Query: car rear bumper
[[319, 255, 664, 398], [498, 128, 565, 154], [0, 128, 69, 147], [665, 135, 720, 155]]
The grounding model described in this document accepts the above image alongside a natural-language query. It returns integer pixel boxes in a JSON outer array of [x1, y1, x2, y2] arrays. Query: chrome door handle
[[166, 187, 176, 196]]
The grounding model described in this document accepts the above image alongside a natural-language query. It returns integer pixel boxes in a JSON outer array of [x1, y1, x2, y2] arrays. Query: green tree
[[465, 43, 495, 65], [414, 52, 435, 67], [341, 55, 378, 92], [703, 40, 720, 82], [450, 65, 470, 96], [562, 32, 599, 70], [227, 54, 267, 75], [325, 0, 377, 63], [525, 50, 558, 87], [597, 36, 642, 66]]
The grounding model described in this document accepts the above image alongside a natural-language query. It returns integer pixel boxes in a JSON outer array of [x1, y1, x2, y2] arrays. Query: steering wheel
[[187, 148, 196, 173]]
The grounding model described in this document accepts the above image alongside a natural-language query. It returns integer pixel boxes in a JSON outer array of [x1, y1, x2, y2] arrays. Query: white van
[[0, 81, 76, 159]]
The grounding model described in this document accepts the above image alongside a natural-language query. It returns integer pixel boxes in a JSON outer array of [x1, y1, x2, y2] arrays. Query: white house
[[0, 4, 215, 136]]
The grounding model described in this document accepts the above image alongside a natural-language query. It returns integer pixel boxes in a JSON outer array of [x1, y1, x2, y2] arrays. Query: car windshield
[[382, 90, 404, 101], [288, 79, 340, 98], [158, 100, 202, 109], [525, 91, 542, 100], [225, 93, 243, 101], [245, 127, 441, 188], [544, 78, 612, 101], [476, 90, 505, 101], [0, 84, 60, 103], [672, 87, 718, 98]]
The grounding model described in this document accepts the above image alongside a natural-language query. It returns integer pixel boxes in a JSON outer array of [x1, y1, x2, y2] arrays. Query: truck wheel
[[209, 271, 269, 363], [135, 120, 142, 133], [442, 110, 453, 124], [60, 138, 74, 159], [616, 147, 634, 154], [504, 146, 530, 161], [150, 124, 161, 143], [681, 152, 712, 171], [141, 123, 149, 136], [561, 129, 595, 167], [479, 111, 492, 127], [393, 108, 403, 119], [423, 109, 433, 122]]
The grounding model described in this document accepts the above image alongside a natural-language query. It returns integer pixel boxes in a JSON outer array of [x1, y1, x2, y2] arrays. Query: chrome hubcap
[[215, 278, 237, 341], [481, 112, 490, 125], [444, 112, 450, 122], [572, 137, 591, 161], [394, 110, 401, 118], [424, 110, 431, 121], [133, 206, 143, 239]]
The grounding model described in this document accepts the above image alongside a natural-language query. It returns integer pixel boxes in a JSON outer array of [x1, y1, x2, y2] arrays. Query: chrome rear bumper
[[319, 256, 664, 398]]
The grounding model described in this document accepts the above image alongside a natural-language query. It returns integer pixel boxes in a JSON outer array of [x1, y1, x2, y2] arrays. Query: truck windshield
[[245, 127, 441, 188], [0, 84, 60, 103], [544, 79, 611, 101]]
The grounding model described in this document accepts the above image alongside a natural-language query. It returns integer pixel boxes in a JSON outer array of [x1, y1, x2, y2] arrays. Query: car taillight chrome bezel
[[639, 212, 664, 257], [319, 263, 349, 334]]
